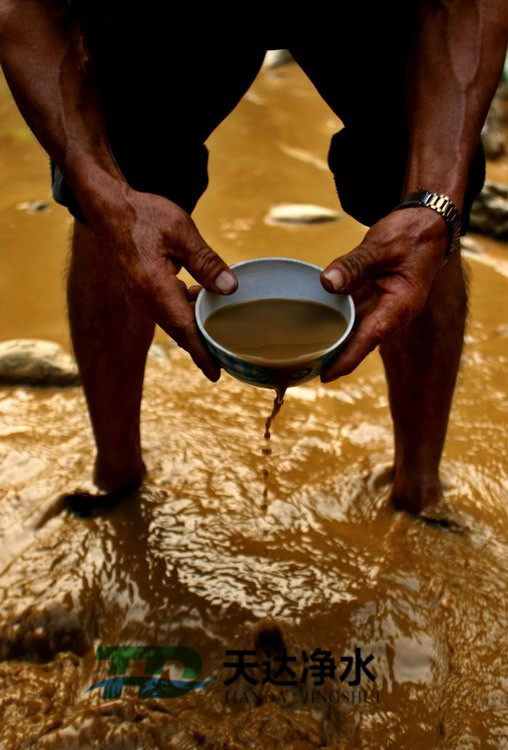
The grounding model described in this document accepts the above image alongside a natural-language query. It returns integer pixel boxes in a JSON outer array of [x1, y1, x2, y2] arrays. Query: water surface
[[0, 63, 507, 750]]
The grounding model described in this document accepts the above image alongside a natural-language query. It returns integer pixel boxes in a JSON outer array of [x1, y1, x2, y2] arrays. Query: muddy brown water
[[204, 299, 348, 361], [0, 63, 508, 749]]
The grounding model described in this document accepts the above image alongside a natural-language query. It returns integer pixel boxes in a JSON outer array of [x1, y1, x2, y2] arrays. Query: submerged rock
[[265, 202, 341, 225], [0, 601, 91, 661], [469, 181, 508, 239], [0, 339, 80, 387]]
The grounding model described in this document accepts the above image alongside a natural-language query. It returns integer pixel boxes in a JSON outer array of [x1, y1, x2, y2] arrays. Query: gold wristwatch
[[392, 188, 462, 260]]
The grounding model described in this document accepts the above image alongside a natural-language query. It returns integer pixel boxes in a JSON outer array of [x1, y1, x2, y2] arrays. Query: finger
[[168, 214, 238, 296], [187, 243, 237, 296], [321, 243, 380, 295], [186, 284, 202, 302], [320, 295, 409, 381], [174, 278, 202, 305], [144, 272, 221, 382]]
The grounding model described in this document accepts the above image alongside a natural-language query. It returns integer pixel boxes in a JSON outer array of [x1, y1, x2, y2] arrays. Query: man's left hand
[[320, 209, 450, 381]]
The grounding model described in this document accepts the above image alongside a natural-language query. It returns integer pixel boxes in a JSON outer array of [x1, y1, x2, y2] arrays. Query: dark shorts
[[52, 5, 484, 230]]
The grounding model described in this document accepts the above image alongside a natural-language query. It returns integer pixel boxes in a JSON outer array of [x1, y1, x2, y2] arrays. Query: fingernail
[[323, 268, 345, 291], [215, 270, 237, 294], [202, 365, 220, 382]]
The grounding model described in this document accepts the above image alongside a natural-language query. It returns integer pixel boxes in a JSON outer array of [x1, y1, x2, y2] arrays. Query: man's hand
[[83, 188, 237, 382], [320, 209, 449, 381]]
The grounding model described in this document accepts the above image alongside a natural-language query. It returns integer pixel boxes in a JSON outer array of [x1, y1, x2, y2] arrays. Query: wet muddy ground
[[0, 63, 507, 749]]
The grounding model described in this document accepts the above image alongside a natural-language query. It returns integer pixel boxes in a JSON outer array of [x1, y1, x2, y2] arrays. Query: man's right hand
[[84, 188, 238, 382]]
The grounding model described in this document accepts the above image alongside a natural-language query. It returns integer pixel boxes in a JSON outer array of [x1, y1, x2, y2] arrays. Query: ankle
[[390, 473, 442, 515], [93, 456, 146, 494]]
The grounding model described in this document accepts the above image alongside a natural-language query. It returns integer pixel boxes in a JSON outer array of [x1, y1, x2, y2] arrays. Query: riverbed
[[0, 61, 507, 749]]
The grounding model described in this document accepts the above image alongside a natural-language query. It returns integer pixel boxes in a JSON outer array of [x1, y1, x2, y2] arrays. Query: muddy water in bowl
[[203, 298, 348, 362], [197, 259, 354, 505]]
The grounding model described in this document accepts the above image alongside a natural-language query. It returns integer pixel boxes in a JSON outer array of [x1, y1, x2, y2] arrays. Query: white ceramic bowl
[[195, 257, 355, 389]]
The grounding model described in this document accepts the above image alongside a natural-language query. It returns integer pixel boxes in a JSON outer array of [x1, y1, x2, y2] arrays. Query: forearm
[[404, 0, 508, 210], [0, 0, 125, 213]]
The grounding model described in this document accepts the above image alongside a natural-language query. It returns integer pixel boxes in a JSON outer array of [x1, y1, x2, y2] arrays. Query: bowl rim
[[195, 257, 355, 366]]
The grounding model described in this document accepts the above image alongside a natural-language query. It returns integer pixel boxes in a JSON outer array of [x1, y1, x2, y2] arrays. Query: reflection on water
[[0, 63, 508, 749]]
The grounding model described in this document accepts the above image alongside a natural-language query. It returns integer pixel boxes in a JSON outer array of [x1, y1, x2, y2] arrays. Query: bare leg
[[67, 219, 154, 494], [379, 251, 468, 514]]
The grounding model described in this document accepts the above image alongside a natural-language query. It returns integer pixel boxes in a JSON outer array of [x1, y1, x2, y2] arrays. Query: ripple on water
[[0, 334, 506, 747]]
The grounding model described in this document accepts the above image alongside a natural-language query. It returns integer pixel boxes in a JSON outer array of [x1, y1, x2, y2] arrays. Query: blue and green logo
[[86, 646, 214, 699]]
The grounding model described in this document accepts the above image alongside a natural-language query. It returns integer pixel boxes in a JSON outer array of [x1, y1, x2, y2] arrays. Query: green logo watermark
[[86, 646, 214, 699]]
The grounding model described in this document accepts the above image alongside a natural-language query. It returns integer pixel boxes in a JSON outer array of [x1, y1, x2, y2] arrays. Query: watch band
[[392, 189, 462, 260]]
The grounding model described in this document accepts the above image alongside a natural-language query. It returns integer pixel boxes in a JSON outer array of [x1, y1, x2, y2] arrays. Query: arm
[[0, 0, 237, 380], [0, 0, 121, 195], [404, 0, 508, 208], [320, 0, 508, 381]]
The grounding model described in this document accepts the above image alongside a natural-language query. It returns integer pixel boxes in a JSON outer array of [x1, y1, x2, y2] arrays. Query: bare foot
[[65, 461, 146, 518], [64, 486, 140, 518]]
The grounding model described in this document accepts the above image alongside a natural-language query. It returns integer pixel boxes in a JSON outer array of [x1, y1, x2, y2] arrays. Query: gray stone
[[265, 202, 341, 225], [0, 339, 80, 387], [262, 49, 294, 69], [469, 181, 508, 239]]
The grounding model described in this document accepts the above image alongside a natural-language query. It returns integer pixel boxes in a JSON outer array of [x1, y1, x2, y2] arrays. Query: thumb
[[321, 245, 377, 294], [167, 210, 238, 295], [185, 242, 239, 295]]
